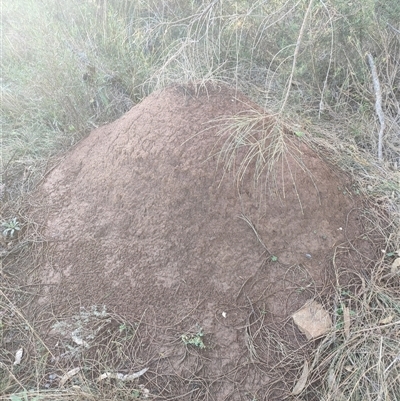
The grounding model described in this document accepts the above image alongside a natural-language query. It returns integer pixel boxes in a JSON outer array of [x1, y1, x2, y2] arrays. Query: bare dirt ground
[[28, 84, 376, 399]]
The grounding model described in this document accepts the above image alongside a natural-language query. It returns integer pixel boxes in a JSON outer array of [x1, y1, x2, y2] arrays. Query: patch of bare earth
[[29, 84, 375, 399]]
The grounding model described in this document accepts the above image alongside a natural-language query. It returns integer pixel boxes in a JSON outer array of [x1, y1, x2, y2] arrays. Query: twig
[[238, 214, 271, 255], [318, 0, 334, 118], [280, 0, 315, 114], [367, 52, 385, 163], [387, 23, 400, 35]]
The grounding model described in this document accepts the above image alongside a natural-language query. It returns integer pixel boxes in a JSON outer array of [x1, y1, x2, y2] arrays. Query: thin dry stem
[[367, 52, 386, 163]]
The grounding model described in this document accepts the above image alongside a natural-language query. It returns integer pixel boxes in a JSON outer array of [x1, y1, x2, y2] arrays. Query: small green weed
[[181, 327, 205, 349], [118, 322, 137, 339], [335, 304, 356, 330], [2, 218, 21, 238]]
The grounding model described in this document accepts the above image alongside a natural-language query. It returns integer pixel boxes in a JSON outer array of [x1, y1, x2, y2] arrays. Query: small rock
[[391, 258, 400, 275], [292, 300, 332, 340]]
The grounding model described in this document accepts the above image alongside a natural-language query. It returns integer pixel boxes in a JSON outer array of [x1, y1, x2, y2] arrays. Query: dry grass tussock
[[1, 0, 400, 399]]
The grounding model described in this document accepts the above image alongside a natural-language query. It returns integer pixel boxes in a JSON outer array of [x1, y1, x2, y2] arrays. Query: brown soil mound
[[32, 84, 367, 398]]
